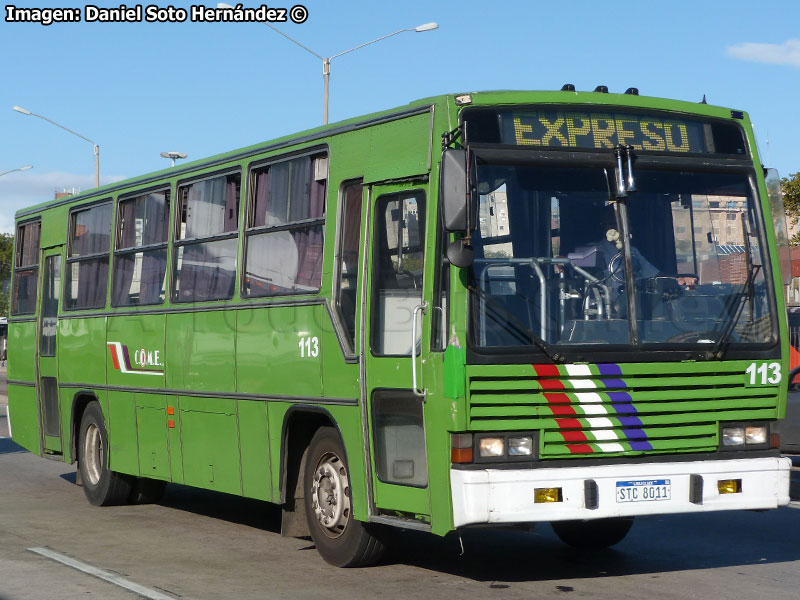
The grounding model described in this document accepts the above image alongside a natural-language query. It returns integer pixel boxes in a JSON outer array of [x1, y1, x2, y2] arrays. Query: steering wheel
[[608, 251, 625, 283]]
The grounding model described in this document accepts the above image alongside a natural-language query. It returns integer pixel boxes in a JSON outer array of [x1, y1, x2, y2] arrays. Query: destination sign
[[502, 110, 707, 153]]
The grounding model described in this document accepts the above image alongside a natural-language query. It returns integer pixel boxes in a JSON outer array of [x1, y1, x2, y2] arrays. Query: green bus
[[8, 89, 793, 567]]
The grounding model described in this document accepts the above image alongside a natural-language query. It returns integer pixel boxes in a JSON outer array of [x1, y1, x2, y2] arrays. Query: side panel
[[8, 322, 36, 382], [7, 384, 39, 454], [236, 305, 324, 398], [107, 390, 139, 475], [180, 395, 242, 495], [166, 311, 236, 393], [58, 317, 107, 384], [135, 393, 171, 480], [238, 399, 271, 501]]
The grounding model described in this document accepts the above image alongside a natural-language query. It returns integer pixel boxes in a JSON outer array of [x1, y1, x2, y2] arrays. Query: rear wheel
[[303, 427, 385, 567], [79, 401, 133, 506], [551, 517, 634, 549]]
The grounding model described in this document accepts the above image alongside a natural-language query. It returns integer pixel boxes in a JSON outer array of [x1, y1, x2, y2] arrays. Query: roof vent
[[624, 87, 639, 95], [561, 83, 576, 92], [594, 85, 609, 93]]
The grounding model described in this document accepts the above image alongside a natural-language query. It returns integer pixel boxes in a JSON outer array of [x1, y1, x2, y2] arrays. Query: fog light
[[508, 436, 533, 456], [479, 437, 505, 457], [722, 427, 745, 446], [718, 479, 741, 494], [534, 487, 562, 503], [745, 426, 767, 445]]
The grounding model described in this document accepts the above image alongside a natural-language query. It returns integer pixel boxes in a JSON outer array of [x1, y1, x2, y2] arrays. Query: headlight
[[508, 436, 533, 456], [745, 426, 767, 445], [478, 437, 505, 457], [722, 426, 745, 446]]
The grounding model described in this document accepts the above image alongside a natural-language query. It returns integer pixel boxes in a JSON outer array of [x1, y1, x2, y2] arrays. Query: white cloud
[[726, 39, 800, 68], [0, 171, 126, 233]]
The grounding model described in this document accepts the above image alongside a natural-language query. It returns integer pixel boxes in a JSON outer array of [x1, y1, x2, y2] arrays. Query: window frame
[[241, 149, 327, 300], [111, 185, 171, 307], [64, 199, 113, 311], [370, 189, 427, 357], [11, 218, 42, 316], [172, 168, 242, 304], [332, 179, 364, 357]]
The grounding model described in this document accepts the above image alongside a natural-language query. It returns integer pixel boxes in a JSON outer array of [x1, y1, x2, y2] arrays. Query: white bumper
[[450, 457, 792, 528]]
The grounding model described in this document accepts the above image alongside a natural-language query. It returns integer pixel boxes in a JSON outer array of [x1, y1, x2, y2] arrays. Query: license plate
[[616, 479, 671, 503]]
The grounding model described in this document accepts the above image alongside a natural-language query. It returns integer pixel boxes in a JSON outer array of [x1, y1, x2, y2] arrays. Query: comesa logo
[[107, 342, 164, 376]]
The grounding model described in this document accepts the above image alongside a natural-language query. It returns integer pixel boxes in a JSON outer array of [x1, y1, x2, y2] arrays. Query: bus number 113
[[299, 336, 319, 358], [745, 362, 781, 386]]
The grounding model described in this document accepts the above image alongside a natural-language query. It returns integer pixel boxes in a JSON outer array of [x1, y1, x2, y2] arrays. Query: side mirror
[[447, 239, 474, 269], [440, 149, 475, 232]]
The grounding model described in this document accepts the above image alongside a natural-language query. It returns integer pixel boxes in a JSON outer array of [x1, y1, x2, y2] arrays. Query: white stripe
[[580, 404, 609, 415], [591, 429, 619, 441], [570, 379, 597, 389], [5, 404, 11, 438], [586, 416, 613, 428], [565, 364, 591, 376], [574, 392, 603, 403], [28, 547, 178, 600], [597, 442, 625, 452]]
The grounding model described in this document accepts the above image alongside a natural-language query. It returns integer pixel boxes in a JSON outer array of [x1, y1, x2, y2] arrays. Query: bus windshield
[[469, 163, 776, 351]]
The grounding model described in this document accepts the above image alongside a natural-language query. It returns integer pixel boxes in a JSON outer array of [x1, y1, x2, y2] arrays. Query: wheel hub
[[310, 453, 351, 538]]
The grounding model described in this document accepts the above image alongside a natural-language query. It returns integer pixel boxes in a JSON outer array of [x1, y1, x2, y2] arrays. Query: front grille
[[467, 361, 779, 458]]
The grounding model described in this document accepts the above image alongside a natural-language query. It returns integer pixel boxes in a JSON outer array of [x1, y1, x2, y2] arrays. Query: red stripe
[[561, 430, 589, 442], [566, 444, 594, 454], [539, 379, 565, 390], [108, 346, 120, 370], [556, 417, 583, 429], [533, 364, 560, 377], [543, 392, 570, 404], [550, 405, 577, 416]]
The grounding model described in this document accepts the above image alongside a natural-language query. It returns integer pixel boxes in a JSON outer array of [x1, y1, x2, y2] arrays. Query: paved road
[[2, 378, 800, 599]]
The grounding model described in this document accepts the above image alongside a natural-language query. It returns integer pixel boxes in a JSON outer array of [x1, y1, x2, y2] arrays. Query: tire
[[303, 427, 385, 567], [78, 401, 133, 506], [129, 478, 167, 504], [551, 517, 634, 549]]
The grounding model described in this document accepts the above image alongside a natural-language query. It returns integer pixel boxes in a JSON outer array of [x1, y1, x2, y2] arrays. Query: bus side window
[[372, 192, 426, 356], [65, 202, 113, 310], [173, 172, 240, 303], [12, 220, 41, 315], [244, 154, 326, 297]]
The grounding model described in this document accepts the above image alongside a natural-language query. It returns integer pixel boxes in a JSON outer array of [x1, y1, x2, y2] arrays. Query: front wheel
[[303, 427, 385, 567], [78, 401, 133, 506], [551, 517, 634, 549]]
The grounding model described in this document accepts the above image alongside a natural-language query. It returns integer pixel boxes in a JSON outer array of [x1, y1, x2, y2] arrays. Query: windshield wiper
[[469, 285, 562, 363], [711, 213, 760, 358]]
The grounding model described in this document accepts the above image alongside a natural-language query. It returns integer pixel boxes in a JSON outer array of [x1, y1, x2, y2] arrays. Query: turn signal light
[[717, 479, 741, 494], [534, 487, 562, 503], [451, 433, 473, 464]]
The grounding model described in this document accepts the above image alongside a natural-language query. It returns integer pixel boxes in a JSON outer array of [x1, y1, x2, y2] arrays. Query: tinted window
[[12, 220, 41, 315], [65, 203, 112, 310]]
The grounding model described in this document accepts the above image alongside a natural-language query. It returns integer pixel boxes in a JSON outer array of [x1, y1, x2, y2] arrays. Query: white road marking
[[28, 547, 179, 600]]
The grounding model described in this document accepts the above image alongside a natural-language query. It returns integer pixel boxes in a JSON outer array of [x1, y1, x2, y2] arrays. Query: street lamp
[[160, 151, 187, 167], [12, 105, 100, 187], [216, 3, 438, 124], [0, 165, 33, 178]]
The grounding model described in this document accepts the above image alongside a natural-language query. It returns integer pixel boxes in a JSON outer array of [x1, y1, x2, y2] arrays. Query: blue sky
[[1, 0, 798, 233]]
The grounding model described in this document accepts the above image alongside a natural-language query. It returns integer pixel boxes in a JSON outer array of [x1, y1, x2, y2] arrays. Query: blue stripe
[[601, 379, 627, 390], [598, 363, 622, 375], [629, 440, 654, 451], [618, 415, 644, 427]]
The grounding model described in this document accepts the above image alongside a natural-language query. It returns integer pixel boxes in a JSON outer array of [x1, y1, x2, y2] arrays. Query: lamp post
[[12, 105, 99, 187], [0, 165, 33, 178], [160, 151, 188, 167], [216, 3, 437, 124]]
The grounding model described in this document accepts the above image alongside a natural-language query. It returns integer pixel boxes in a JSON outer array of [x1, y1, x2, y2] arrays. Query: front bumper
[[450, 456, 792, 527]]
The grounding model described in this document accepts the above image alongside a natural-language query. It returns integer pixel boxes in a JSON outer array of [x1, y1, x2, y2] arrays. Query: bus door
[[36, 245, 63, 455], [363, 183, 431, 517]]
